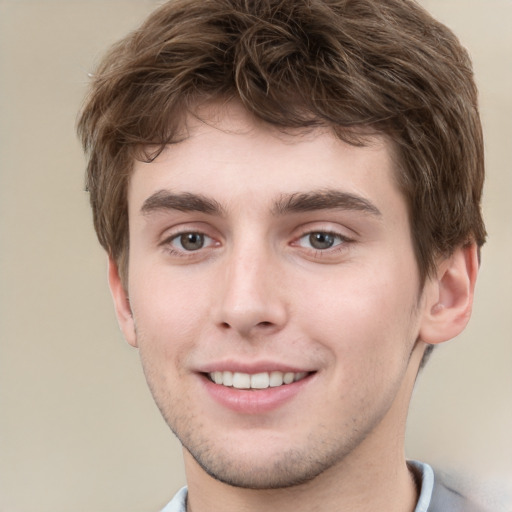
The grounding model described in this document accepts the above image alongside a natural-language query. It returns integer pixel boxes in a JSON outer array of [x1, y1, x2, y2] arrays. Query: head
[[78, 0, 485, 490], [78, 0, 485, 289]]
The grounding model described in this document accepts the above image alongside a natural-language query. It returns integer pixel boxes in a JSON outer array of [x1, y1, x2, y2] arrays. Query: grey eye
[[179, 233, 205, 251], [308, 232, 336, 250]]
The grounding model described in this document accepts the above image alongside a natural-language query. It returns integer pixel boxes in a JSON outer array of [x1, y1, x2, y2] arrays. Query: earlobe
[[419, 244, 479, 345], [107, 256, 138, 348]]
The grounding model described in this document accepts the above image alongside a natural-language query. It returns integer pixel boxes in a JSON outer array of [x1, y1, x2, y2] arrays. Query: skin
[[109, 101, 478, 512]]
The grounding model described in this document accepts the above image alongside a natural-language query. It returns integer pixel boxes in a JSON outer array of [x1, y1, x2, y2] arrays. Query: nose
[[214, 244, 288, 338]]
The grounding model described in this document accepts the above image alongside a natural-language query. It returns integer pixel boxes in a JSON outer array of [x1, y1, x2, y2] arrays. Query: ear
[[107, 255, 138, 348], [419, 244, 479, 345]]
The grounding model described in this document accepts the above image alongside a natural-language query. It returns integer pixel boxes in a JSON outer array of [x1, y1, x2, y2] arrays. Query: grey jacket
[[430, 473, 488, 512]]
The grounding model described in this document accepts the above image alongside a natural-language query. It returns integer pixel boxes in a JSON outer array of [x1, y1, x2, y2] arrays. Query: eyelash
[[160, 231, 217, 258], [160, 229, 353, 259], [294, 230, 353, 254]]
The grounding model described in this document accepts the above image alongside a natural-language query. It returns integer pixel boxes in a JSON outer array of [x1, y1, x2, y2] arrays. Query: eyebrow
[[140, 188, 381, 218], [272, 190, 381, 217], [141, 190, 224, 215]]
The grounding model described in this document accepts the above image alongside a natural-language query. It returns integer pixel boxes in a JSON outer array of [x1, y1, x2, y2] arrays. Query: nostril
[[257, 321, 273, 328]]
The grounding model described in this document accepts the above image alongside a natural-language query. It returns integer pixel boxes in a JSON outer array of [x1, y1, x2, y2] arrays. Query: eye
[[297, 231, 346, 250], [170, 232, 212, 251]]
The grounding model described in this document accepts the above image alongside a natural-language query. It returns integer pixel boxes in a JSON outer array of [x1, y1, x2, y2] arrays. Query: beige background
[[0, 1, 511, 511]]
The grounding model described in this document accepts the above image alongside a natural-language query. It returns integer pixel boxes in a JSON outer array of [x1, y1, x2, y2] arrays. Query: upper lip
[[196, 360, 315, 374]]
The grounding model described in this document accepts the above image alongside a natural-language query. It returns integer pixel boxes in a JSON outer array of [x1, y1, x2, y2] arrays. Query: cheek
[[128, 270, 210, 363], [298, 261, 420, 364]]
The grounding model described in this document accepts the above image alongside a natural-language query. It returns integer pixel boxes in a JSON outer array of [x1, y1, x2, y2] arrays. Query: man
[[78, 0, 487, 510]]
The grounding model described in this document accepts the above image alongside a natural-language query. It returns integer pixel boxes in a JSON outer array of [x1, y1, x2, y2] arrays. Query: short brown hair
[[78, 0, 486, 287]]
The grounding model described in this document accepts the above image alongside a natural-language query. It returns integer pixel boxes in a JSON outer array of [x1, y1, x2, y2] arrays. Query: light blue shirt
[[160, 461, 435, 512], [160, 487, 188, 512]]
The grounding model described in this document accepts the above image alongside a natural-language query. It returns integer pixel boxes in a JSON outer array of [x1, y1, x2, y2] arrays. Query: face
[[115, 102, 433, 489]]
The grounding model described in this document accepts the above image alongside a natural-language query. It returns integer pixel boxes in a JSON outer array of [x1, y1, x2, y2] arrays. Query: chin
[[181, 437, 354, 490], [193, 453, 326, 489]]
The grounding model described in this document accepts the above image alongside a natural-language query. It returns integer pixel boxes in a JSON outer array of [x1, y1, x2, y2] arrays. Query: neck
[[185, 453, 418, 512]]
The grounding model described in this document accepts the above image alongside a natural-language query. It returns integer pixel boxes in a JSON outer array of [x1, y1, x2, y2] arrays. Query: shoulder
[[429, 471, 489, 512], [409, 461, 492, 512]]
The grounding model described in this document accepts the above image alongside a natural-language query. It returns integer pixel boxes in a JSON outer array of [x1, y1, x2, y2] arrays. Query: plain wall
[[0, 1, 511, 510]]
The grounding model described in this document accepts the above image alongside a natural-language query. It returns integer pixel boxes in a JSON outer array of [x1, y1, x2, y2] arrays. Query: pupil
[[309, 232, 334, 250], [181, 233, 204, 251]]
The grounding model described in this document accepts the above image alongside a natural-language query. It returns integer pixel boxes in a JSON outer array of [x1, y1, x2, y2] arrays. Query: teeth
[[269, 371, 283, 387], [208, 370, 308, 389], [232, 372, 250, 389], [222, 371, 233, 386], [283, 372, 295, 384], [251, 372, 269, 389]]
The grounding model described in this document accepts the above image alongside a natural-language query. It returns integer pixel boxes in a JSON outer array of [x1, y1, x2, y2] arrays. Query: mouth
[[206, 370, 311, 390]]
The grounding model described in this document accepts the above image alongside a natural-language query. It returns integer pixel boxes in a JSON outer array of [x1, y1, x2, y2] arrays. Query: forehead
[[128, 101, 403, 217]]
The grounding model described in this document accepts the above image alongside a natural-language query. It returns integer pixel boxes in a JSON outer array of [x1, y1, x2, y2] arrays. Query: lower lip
[[200, 374, 314, 414]]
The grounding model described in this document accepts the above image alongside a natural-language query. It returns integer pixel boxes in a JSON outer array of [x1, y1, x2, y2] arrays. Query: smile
[[207, 371, 310, 389]]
